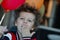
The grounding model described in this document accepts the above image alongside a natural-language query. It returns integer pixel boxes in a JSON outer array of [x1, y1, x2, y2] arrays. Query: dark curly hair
[[15, 4, 41, 29]]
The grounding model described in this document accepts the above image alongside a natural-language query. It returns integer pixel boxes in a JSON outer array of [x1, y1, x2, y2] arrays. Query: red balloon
[[1, 0, 25, 10]]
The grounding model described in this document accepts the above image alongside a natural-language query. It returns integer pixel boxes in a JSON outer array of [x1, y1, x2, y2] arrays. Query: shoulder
[[1, 32, 16, 40]]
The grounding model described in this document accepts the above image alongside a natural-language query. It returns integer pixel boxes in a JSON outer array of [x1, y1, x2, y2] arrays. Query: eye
[[28, 20, 32, 22], [20, 18, 24, 20]]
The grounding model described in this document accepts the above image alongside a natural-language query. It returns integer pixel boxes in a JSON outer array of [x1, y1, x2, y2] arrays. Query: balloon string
[[0, 13, 6, 25]]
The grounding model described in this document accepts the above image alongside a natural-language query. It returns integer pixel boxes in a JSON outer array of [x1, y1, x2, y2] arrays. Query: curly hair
[[15, 4, 41, 29]]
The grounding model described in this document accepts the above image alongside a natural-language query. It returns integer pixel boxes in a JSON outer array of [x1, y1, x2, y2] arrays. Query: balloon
[[25, 0, 44, 10], [1, 0, 25, 10]]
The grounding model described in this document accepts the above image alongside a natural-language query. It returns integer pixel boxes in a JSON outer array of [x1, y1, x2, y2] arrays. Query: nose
[[23, 20, 27, 24]]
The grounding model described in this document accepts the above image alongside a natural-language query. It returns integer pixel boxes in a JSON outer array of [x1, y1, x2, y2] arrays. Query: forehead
[[19, 12, 35, 19]]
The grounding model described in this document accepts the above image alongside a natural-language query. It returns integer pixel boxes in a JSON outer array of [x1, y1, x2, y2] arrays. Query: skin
[[15, 12, 36, 37], [0, 26, 8, 38]]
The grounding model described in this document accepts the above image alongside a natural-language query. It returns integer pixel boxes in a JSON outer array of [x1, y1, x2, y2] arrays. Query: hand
[[0, 26, 8, 37], [21, 28, 35, 37]]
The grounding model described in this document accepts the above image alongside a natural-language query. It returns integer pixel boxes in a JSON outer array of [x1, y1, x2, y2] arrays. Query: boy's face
[[15, 12, 35, 31]]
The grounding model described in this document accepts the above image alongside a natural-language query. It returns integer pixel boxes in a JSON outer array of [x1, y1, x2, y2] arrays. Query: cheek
[[15, 19, 23, 27], [15, 21, 23, 31], [27, 22, 34, 29]]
